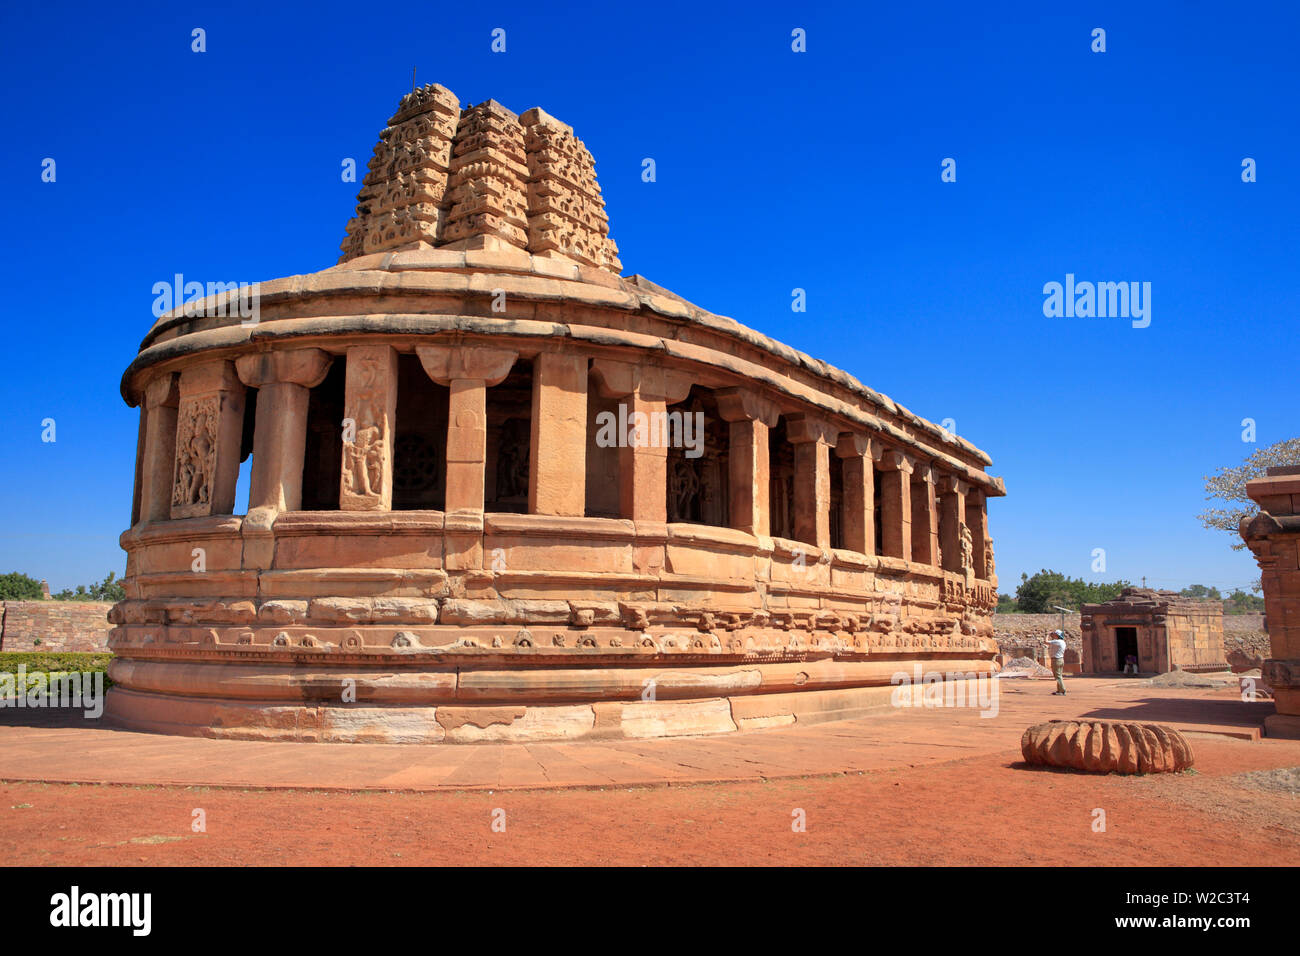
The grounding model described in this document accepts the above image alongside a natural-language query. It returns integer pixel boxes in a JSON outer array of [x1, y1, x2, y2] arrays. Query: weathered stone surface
[[1020, 720, 1194, 774]]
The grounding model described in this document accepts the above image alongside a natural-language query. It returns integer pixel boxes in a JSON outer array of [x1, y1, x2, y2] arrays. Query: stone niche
[[106, 84, 1007, 744], [1240, 465, 1300, 739], [1080, 588, 1225, 675]]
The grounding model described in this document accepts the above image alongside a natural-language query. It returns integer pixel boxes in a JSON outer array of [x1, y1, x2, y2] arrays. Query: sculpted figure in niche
[[959, 523, 975, 589], [343, 424, 384, 499], [173, 399, 216, 508]]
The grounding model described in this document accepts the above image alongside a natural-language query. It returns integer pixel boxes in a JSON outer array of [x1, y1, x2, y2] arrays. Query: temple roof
[[339, 84, 621, 272]]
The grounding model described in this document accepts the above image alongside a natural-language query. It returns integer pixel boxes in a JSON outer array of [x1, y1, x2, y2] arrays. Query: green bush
[[0, 652, 113, 697]]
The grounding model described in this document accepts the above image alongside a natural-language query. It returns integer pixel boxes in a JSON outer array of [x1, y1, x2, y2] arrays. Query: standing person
[[1046, 629, 1067, 696]]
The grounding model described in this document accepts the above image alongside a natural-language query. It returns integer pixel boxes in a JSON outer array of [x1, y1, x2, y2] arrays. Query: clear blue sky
[[1, 0, 1295, 595]]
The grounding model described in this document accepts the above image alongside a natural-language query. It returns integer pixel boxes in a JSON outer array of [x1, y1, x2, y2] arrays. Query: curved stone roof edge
[[128, 252, 996, 473]]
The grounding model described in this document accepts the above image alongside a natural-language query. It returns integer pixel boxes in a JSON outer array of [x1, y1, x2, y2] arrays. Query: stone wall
[[995, 611, 1269, 670], [0, 601, 114, 652]]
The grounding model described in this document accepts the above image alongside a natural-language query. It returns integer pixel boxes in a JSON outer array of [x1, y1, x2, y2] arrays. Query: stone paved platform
[[0, 677, 1281, 792]]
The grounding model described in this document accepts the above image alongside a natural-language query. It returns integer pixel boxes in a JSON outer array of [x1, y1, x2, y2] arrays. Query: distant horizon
[[2, 0, 1295, 593]]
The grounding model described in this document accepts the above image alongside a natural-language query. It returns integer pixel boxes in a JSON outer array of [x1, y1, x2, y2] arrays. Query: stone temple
[[106, 85, 1006, 742]]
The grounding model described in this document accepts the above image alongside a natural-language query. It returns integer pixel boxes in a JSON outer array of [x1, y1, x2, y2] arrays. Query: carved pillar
[[235, 349, 333, 513], [938, 475, 969, 573], [339, 345, 399, 511], [530, 352, 588, 516], [416, 344, 518, 513], [1240, 467, 1300, 737], [138, 373, 179, 524], [966, 489, 991, 579], [835, 434, 877, 555], [909, 463, 939, 566], [171, 361, 246, 519], [716, 388, 780, 537], [787, 415, 838, 549], [877, 450, 913, 561], [590, 359, 692, 524]]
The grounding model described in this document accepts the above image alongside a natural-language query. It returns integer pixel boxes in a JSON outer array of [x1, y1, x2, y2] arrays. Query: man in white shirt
[[1046, 630, 1067, 696]]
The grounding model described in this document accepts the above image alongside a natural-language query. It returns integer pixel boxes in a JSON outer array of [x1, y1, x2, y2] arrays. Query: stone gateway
[[105, 85, 1006, 742]]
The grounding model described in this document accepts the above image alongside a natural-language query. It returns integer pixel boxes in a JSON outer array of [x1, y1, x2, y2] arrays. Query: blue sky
[[1, 0, 1295, 595]]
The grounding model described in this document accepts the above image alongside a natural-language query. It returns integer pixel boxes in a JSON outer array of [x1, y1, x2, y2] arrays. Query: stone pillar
[[910, 464, 939, 566], [590, 359, 692, 524], [530, 352, 588, 516], [716, 389, 781, 537], [877, 450, 913, 561], [340, 345, 399, 511], [416, 344, 519, 513], [835, 434, 877, 555], [966, 489, 991, 579], [1240, 466, 1300, 738], [171, 361, 246, 519], [235, 349, 333, 513], [787, 415, 838, 549], [138, 373, 179, 524], [938, 475, 969, 573]]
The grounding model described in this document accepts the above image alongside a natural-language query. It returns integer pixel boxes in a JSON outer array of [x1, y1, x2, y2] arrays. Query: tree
[[996, 593, 1018, 613], [1014, 569, 1130, 613], [1179, 584, 1222, 600], [1199, 437, 1300, 550], [51, 572, 125, 603], [1224, 589, 1265, 614], [0, 572, 44, 600]]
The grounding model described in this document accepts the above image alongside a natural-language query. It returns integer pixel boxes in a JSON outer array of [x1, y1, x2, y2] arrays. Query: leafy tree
[[996, 593, 1018, 613], [1014, 570, 1130, 613], [1224, 589, 1265, 614], [51, 572, 125, 603], [1199, 437, 1300, 550], [1179, 584, 1222, 600], [0, 572, 44, 600]]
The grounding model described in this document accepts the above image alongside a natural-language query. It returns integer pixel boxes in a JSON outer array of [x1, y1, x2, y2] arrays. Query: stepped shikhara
[[339, 85, 620, 272], [107, 85, 1005, 744]]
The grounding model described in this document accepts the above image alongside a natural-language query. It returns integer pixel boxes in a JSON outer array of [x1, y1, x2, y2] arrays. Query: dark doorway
[[1115, 627, 1138, 670]]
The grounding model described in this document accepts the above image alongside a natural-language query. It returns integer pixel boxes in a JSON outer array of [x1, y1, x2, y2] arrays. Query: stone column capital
[[715, 388, 780, 427], [937, 474, 969, 496], [143, 372, 179, 410], [834, 432, 877, 460], [417, 344, 518, 386], [877, 448, 914, 474], [785, 414, 838, 446], [178, 359, 242, 397], [235, 348, 333, 389], [590, 358, 692, 404]]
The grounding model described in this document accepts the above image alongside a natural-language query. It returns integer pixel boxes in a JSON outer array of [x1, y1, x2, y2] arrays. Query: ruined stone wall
[[0, 601, 114, 652], [998, 611, 1265, 671]]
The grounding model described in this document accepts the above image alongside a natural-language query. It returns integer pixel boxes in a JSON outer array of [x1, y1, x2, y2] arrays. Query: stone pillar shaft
[[340, 345, 399, 511], [940, 477, 968, 573], [911, 466, 939, 566], [787, 416, 838, 549], [966, 490, 990, 579], [836, 434, 876, 555], [235, 349, 333, 513], [878, 451, 913, 561], [139, 373, 179, 524], [171, 361, 246, 519], [717, 389, 780, 538], [530, 352, 588, 517]]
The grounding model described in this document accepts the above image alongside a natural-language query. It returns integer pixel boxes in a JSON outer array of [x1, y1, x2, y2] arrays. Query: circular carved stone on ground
[[1020, 719, 1194, 774]]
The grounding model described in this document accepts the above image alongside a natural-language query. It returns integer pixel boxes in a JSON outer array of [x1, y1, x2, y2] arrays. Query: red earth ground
[[2, 676, 1297, 866]]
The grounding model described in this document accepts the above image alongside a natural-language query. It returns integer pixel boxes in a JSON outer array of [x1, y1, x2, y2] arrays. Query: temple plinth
[[105, 85, 1006, 743]]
